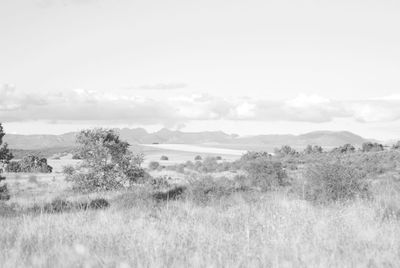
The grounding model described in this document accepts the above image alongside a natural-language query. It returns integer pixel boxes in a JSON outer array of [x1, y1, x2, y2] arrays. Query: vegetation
[[160, 155, 169, 161], [0, 124, 13, 200], [3, 129, 400, 266], [6, 155, 53, 173], [66, 128, 146, 192]]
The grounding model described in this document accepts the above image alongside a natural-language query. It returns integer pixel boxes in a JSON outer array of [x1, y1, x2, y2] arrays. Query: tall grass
[[1, 192, 400, 267]]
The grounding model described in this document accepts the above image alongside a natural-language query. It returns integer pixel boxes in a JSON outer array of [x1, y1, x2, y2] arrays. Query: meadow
[[1, 147, 400, 267]]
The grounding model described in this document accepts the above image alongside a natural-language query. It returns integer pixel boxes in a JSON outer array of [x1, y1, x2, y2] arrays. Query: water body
[[141, 144, 247, 156]]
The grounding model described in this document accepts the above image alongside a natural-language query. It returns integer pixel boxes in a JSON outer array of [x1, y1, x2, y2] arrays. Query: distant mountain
[[3, 128, 369, 150]]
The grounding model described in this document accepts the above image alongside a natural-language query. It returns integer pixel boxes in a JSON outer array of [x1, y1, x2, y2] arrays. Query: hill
[[3, 128, 369, 151]]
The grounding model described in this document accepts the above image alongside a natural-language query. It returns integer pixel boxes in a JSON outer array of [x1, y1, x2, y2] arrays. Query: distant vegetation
[[6, 155, 53, 173]]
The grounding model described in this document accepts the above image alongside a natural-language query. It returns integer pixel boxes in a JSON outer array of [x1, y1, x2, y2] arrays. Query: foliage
[[274, 145, 298, 157], [17, 155, 53, 173], [331, 143, 356, 154], [68, 128, 146, 192], [148, 161, 161, 170], [362, 142, 384, 152], [194, 155, 202, 161], [5, 161, 21, 173], [160, 155, 169, 161], [303, 160, 370, 204], [62, 165, 76, 176], [0, 123, 13, 200], [304, 145, 323, 154], [242, 157, 289, 191]]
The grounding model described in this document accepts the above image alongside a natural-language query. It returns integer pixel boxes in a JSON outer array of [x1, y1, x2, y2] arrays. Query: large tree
[[0, 124, 13, 200], [68, 128, 145, 192]]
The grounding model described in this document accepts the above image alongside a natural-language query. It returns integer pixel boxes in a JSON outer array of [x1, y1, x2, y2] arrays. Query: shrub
[[89, 198, 110, 209], [274, 145, 298, 157], [201, 157, 219, 173], [0, 184, 10, 201], [5, 161, 21, 173], [160, 155, 169, 161], [186, 176, 237, 203], [332, 144, 356, 154], [362, 142, 384, 152], [153, 186, 186, 202], [242, 157, 289, 191], [303, 161, 370, 204], [194, 155, 202, 161], [148, 161, 160, 170], [216, 156, 222, 160], [18, 155, 52, 173], [62, 165, 76, 176]]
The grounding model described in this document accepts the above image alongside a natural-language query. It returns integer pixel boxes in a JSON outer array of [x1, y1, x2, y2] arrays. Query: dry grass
[[1, 189, 400, 267], [1, 170, 400, 267]]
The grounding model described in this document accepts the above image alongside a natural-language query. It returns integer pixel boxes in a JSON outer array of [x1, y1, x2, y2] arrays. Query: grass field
[[2, 149, 400, 267]]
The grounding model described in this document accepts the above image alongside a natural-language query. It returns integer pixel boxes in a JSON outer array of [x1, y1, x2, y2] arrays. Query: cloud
[[124, 83, 188, 90], [1, 86, 400, 127]]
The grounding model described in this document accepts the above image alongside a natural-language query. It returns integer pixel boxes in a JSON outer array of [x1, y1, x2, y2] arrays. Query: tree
[[0, 124, 13, 200], [362, 142, 384, 152], [69, 128, 145, 192], [304, 145, 323, 154], [332, 144, 355, 154], [274, 145, 298, 157]]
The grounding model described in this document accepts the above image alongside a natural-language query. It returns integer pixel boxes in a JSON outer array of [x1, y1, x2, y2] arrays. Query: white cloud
[[1, 86, 400, 127]]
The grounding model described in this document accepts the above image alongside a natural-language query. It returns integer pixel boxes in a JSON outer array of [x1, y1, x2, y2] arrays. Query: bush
[[62, 165, 76, 176], [148, 161, 160, 170], [362, 142, 384, 152], [186, 176, 237, 203], [303, 161, 370, 204], [18, 155, 53, 173], [160, 155, 169, 161], [194, 155, 202, 161], [153, 186, 186, 202], [5, 161, 21, 173], [242, 157, 289, 191]]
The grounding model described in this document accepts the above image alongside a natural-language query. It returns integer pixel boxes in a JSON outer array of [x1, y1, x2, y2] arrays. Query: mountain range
[[3, 128, 371, 150]]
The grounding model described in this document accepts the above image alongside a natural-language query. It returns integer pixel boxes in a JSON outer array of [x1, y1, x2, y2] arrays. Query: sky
[[1, 0, 400, 140]]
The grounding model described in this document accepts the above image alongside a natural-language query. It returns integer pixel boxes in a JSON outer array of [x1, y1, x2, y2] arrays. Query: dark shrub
[[362, 142, 384, 152], [62, 165, 76, 176], [194, 155, 202, 161], [18, 155, 52, 173], [0, 184, 10, 200], [148, 161, 160, 170], [303, 161, 370, 204], [216, 156, 222, 160], [149, 176, 171, 189], [6, 161, 21, 173], [160, 155, 169, 161], [89, 198, 109, 209], [332, 144, 356, 154], [153, 186, 186, 201]]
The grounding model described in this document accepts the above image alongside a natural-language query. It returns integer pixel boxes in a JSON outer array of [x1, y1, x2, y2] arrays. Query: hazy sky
[[1, 0, 400, 139]]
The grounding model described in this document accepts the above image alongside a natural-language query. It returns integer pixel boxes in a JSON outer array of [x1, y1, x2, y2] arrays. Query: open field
[[2, 174, 400, 267], [1, 160, 400, 267], [3, 144, 400, 267]]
